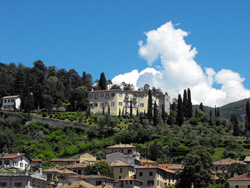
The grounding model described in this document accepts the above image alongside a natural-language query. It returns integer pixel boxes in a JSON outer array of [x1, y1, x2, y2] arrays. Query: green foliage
[[85, 161, 114, 178]]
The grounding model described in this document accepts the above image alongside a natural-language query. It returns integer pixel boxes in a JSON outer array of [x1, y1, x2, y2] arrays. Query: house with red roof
[[0, 153, 31, 170]]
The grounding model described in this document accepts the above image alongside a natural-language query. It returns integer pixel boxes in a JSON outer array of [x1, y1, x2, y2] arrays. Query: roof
[[213, 158, 245, 165], [136, 165, 175, 174], [32, 158, 42, 162], [82, 175, 115, 181], [89, 90, 147, 93], [140, 159, 157, 164], [59, 162, 88, 169], [114, 176, 143, 183], [43, 168, 78, 175], [106, 144, 136, 149], [0, 153, 26, 159], [227, 173, 250, 181], [110, 160, 133, 167], [51, 158, 80, 162], [244, 156, 250, 162], [2, 95, 20, 99], [56, 181, 94, 188], [158, 164, 184, 170]]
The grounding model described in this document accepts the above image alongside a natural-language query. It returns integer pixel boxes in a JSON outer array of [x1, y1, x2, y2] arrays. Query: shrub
[[42, 112, 48, 117]]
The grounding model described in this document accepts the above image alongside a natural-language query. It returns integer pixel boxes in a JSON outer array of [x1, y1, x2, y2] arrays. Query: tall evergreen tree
[[161, 104, 165, 124], [130, 100, 133, 117], [216, 107, 220, 117], [187, 88, 193, 118], [99, 72, 107, 90], [153, 101, 158, 126], [231, 114, 239, 136], [177, 94, 184, 126], [214, 106, 217, 117], [147, 89, 153, 121], [199, 102, 204, 112], [22, 73, 34, 120], [183, 89, 188, 117], [245, 101, 250, 133], [14, 67, 25, 95]]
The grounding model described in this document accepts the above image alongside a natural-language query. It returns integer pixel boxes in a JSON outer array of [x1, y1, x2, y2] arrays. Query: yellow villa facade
[[110, 160, 135, 180], [88, 89, 170, 116]]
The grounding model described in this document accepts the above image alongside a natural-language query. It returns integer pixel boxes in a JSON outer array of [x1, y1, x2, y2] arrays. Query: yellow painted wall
[[111, 166, 135, 180]]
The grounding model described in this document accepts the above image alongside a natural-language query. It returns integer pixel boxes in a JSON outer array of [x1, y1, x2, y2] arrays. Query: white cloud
[[112, 21, 250, 107]]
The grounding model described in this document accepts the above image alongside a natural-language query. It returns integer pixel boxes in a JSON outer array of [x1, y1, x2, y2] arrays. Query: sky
[[0, 0, 250, 107]]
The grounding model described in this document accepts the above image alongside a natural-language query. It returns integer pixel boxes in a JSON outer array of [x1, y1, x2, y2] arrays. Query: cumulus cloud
[[112, 21, 250, 106]]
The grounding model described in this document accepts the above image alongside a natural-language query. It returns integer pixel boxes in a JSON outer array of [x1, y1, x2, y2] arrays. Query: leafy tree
[[70, 86, 89, 111], [68, 68, 80, 88], [47, 66, 57, 77], [121, 82, 134, 90], [110, 84, 121, 90], [177, 94, 184, 126], [148, 89, 153, 122], [85, 161, 114, 178], [99, 72, 107, 90], [176, 145, 214, 188], [82, 71, 93, 91], [42, 94, 54, 112], [228, 163, 247, 178]]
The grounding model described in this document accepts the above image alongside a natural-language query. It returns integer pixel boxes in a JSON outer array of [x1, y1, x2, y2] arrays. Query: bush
[[42, 112, 48, 117]]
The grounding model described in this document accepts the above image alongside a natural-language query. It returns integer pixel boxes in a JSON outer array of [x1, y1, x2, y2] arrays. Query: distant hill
[[193, 98, 250, 121]]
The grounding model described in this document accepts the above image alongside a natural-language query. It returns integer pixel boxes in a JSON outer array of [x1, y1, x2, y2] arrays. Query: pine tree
[[137, 108, 139, 117], [187, 88, 193, 118], [177, 94, 184, 126], [161, 104, 165, 124], [148, 89, 153, 122], [245, 101, 250, 133], [99, 72, 107, 90], [14, 67, 25, 95]]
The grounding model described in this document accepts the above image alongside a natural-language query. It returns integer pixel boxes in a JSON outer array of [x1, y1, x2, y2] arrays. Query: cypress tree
[[231, 114, 239, 136], [99, 72, 107, 90], [130, 100, 133, 117], [183, 89, 188, 118], [187, 88, 193, 118], [199, 103, 204, 112], [214, 106, 217, 117], [22, 73, 34, 120], [119, 108, 121, 117], [177, 94, 184, 126], [108, 105, 110, 116], [216, 107, 220, 117], [148, 89, 153, 121], [161, 104, 165, 124], [153, 101, 158, 126]]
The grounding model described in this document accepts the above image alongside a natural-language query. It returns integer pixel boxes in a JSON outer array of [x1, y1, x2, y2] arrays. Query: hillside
[[194, 98, 250, 121]]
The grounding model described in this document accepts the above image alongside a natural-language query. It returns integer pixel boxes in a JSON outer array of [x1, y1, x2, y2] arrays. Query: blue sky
[[1, 0, 250, 106]]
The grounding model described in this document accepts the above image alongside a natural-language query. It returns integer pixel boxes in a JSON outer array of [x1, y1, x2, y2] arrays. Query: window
[[14, 182, 22, 188], [247, 186, 250, 188], [119, 93, 123, 97], [235, 186, 239, 188], [140, 94, 144, 98], [149, 171, 153, 176], [95, 103, 98, 107], [14, 161, 18, 166], [4, 99, 6, 103], [119, 176, 121, 179], [0, 182, 7, 188], [90, 103, 93, 107], [100, 93, 104, 98], [96, 181, 102, 186], [147, 181, 154, 186], [140, 103, 144, 107], [130, 181, 132, 185], [4, 161, 9, 165], [100, 103, 104, 107], [89, 94, 93, 98], [11, 99, 14, 102], [8, 99, 10, 102], [139, 172, 143, 176], [105, 102, 109, 107], [111, 93, 115, 97], [111, 102, 115, 106], [119, 102, 122, 106], [20, 163, 23, 167], [120, 168, 122, 173], [105, 93, 110, 98], [94, 94, 99, 99]]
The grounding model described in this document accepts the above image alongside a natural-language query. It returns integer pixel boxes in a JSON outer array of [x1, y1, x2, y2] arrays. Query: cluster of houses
[[0, 144, 250, 188]]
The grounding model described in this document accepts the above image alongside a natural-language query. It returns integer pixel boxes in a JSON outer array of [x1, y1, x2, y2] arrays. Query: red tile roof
[[43, 168, 78, 175], [2, 95, 20, 99], [110, 160, 133, 167], [82, 175, 115, 180], [51, 158, 79, 162], [136, 165, 176, 174], [0, 153, 25, 159], [244, 156, 250, 162], [213, 158, 245, 165], [227, 173, 250, 181], [140, 159, 157, 164]]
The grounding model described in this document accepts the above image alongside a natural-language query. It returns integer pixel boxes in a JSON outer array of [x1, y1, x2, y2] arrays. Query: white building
[[0, 153, 31, 171], [1, 95, 21, 111]]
